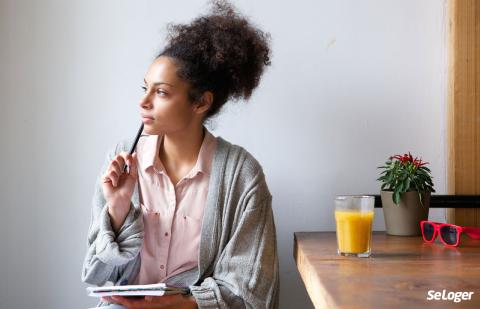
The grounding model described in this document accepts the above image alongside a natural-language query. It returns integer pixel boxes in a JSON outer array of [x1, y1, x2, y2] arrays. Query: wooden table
[[294, 231, 480, 308]]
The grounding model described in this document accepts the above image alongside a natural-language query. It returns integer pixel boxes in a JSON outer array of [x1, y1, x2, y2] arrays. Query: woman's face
[[139, 56, 199, 135]]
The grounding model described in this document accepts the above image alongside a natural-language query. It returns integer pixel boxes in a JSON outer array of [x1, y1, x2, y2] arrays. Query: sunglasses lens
[[440, 226, 458, 245], [422, 222, 435, 241]]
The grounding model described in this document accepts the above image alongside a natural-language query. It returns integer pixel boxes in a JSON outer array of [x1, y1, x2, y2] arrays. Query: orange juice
[[335, 210, 374, 254]]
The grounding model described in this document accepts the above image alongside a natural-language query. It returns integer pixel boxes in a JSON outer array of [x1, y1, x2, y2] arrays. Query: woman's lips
[[141, 115, 154, 124]]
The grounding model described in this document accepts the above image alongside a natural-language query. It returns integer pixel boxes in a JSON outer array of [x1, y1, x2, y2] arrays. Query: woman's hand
[[101, 294, 198, 309], [101, 152, 138, 216]]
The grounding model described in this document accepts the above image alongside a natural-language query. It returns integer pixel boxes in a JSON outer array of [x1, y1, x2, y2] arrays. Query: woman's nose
[[139, 94, 152, 109]]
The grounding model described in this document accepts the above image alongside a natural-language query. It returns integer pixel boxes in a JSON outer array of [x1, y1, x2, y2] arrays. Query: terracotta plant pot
[[381, 191, 430, 236]]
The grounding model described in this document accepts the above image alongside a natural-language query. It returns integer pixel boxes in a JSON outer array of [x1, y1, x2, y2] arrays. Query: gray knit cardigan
[[81, 136, 279, 308]]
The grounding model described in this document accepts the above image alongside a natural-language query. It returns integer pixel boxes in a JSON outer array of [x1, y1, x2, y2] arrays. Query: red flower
[[413, 159, 429, 168], [391, 152, 429, 168]]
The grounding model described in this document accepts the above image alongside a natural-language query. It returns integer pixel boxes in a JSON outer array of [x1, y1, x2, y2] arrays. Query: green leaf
[[393, 191, 401, 205], [405, 178, 411, 191], [397, 181, 404, 193], [387, 173, 393, 183]]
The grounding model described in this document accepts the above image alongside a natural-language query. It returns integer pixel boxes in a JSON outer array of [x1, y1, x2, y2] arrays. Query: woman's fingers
[[114, 154, 126, 169], [102, 152, 138, 187], [111, 295, 146, 308], [108, 170, 119, 187], [104, 153, 129, 186], [102, 169, 117, 186], [101, 295, 173, 308], [110, 160, 122, 176], [126, 153, 138, 178], [111, 155, 126, 176], [101, 296, 114, 302]]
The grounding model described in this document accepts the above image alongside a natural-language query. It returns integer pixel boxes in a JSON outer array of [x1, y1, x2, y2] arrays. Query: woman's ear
[[194, 91, 213, 115]]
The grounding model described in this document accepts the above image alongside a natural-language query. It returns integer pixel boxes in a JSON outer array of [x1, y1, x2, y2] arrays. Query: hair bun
[[160, 0, 271, 119]]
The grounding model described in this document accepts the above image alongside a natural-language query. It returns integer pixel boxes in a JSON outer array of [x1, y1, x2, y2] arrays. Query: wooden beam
[[446, 0, 480, 226]]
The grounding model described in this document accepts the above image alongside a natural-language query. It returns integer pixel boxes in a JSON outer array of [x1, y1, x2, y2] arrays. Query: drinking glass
[[335, 195, 375, 257]]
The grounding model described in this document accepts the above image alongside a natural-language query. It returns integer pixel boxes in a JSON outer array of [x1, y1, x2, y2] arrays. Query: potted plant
[[377, 152, 435, 236]]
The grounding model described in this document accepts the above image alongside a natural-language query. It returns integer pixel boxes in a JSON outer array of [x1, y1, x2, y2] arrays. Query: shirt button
[[160, 265, 164, 269], [164, 232, 169, 237], [184, 216, 187, 220]]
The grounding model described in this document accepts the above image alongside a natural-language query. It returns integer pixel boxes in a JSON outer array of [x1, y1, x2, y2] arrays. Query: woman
[[81, 1, 279, 308]]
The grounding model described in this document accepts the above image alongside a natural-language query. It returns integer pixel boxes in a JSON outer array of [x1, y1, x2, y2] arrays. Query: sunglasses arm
[[463, 227, 480, 239]]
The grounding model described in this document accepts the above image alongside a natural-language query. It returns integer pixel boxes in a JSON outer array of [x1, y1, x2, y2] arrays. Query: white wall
[[0, 0, 447, 308]]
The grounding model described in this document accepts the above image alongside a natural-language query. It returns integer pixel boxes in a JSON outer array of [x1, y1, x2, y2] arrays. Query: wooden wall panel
[[446, 0, 480, 226]]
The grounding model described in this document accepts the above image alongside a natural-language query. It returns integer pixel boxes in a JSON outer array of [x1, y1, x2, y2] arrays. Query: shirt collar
[[140, 134, 160, 172], [140, 128, 217, 178]]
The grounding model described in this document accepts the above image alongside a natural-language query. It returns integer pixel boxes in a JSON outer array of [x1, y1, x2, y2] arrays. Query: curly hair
[[158, 0, 271, 119]]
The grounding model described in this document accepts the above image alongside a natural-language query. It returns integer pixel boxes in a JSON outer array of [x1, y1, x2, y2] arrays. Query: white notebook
[[87, 282, 190, 297]]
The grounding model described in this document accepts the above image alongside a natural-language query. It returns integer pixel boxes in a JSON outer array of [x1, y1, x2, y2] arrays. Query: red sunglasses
[[420, 220, 480, 247]]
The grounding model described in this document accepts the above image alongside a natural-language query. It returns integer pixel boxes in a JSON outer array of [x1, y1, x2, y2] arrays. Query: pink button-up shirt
[[132, 129, 217, 284]]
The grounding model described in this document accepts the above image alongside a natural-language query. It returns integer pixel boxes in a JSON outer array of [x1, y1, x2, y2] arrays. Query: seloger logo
[[427, 290, 474, 303]]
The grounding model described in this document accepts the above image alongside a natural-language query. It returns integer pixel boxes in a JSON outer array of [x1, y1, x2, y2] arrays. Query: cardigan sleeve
[[190, 190, 280, 309], [81, 144, 144, 286]]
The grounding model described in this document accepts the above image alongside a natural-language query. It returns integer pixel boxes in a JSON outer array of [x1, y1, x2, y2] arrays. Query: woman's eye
[[141, 86, 167, 96], [156, 89, 168, 96]]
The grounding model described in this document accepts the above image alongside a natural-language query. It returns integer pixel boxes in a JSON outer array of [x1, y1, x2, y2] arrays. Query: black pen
[[123, 123, 144, 173]]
